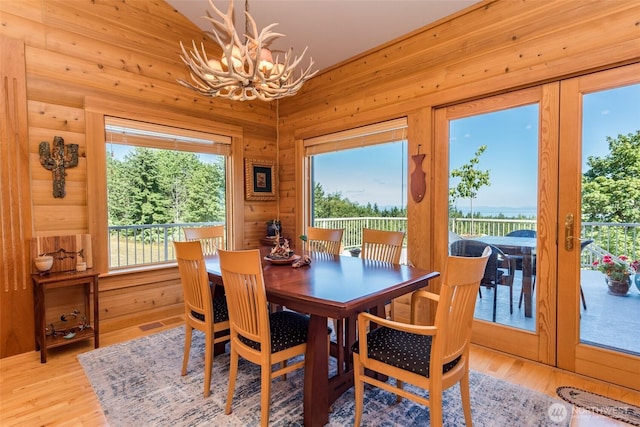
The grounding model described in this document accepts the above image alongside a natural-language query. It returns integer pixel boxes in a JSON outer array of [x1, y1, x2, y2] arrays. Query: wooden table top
[[206, 250, 439, 320]]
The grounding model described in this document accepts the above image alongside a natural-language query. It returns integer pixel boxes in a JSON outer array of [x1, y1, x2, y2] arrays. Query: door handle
[[565, 213, 574, 251]]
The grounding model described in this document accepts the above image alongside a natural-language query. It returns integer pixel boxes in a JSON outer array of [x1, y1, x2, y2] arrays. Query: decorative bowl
[[34, 255, 54, 272], [265, 254, 300, 265]]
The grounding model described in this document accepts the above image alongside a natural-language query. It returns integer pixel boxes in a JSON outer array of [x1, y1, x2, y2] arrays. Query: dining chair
[[305, 226, 346, 368], [361, 228, 405, 264], [352, 246, 491, 427], [183, 225, 225, 255], [334, 228, 406, 372], [173, 240, 230, 398], [450, 239, 516, 322], [306, 226, 344, 255], [218, 248, 320, 427]]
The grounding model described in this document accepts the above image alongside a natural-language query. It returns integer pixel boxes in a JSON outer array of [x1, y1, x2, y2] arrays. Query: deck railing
[[313, 217, 407, 250], [108, 222, 223, 269], [108, 217, 639, 269], [450, 217, 640, 264]]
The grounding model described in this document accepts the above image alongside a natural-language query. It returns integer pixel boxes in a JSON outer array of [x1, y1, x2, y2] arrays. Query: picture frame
[[244, 158, 277, 201]]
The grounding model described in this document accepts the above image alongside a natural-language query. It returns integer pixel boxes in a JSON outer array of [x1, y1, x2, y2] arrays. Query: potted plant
[[265, 219, 282, 237], [592, 254, 637, 296]]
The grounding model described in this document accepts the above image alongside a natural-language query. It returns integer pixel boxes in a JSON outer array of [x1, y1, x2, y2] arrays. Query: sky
[[313, 141, 408, 209], [313, 82, 639, 217]]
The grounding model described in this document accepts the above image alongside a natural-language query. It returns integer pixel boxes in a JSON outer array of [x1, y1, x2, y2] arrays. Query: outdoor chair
[[450, 239, 516, 322], [352, 246, 491, 427], [173, 240, 230, 398], [507, 229, 536, 238]]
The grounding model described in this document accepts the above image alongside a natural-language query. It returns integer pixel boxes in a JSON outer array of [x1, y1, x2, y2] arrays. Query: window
[[104, 117, 231, 269], [302, 119, 408, 260]]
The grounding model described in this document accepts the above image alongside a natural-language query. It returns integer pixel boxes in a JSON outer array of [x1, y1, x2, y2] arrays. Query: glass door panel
[[578, 84, 640, 353], [437, 86, 558, 363], [557, 64, 640, 389], [449, 104, 538, 330]]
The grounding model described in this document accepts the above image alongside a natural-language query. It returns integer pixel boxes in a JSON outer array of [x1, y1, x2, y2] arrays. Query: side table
[[32, 269, 99, 363]]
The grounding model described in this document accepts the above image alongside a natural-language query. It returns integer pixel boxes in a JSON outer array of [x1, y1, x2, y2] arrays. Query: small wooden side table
[[32, 270, 99, 363]]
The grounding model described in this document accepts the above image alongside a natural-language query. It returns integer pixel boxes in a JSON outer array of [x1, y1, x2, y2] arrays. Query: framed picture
[[245, 158, 277, 201]]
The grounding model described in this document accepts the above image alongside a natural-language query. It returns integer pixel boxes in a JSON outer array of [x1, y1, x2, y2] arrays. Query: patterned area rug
[[557, 386, 640, 426], [78, 327, 571, 426]]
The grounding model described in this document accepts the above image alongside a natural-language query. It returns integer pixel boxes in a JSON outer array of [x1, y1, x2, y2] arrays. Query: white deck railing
[[107, 218, 639, 269]]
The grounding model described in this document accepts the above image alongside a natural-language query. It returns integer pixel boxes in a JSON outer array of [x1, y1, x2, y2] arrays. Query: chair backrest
[[183, 225, 225, 256], [434, 247, 491, 364], [449, 239, 505, 285], [580, 239, 594, 251], [507, 229, 536, 238], [174, 240, 214, 323], [218, 249, 271, 354], [306, 226, 344, 255], [361, 228, 405, 264]]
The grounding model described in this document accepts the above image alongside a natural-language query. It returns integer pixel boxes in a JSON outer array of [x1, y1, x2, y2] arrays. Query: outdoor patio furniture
[[450, 239, 516, 322]]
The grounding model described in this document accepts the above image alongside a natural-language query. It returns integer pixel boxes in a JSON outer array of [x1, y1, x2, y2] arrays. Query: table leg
[[304, 314, 329, 427], [523, 253, 533, 318]]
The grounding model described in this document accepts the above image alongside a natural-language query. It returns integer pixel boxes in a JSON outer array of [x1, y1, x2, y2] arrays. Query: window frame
[[86, 97, 243, 274], [298, 118, 409, 258]]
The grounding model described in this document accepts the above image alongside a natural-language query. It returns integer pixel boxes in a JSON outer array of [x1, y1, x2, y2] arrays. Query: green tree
[[184, 159, 226, 222], [449, 145, 491, 235], [125, 147, 171, 225], [312, 182, 405, 219], [106, 152, 135, 226], [582, 131, 640, 223]]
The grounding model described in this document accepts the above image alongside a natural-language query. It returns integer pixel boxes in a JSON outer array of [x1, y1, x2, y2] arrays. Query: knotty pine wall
[[278, 0, 640, 278], [1, 0, 639, 358], [0, 0, 277, 357]]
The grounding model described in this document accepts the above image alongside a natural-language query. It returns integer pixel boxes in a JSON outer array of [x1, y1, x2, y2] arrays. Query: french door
[[557, 64, 640, 389], [435, 85, 558, 364], [436, 63, 640, 387]]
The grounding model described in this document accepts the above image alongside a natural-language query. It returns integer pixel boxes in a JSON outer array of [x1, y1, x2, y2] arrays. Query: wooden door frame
[[434, 85, 558, 364]]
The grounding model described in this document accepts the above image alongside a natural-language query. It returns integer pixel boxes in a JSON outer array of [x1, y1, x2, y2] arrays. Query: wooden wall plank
[[28, 101, 84, 134], [1, 36, 35, 358], [4, 0, 640, 357]]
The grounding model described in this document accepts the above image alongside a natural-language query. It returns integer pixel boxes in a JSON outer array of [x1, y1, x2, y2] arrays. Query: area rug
[[78, 326, 571, 426], [557, 386, 640, 426]]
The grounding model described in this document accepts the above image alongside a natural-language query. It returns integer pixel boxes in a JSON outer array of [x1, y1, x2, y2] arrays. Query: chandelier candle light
[[178, 0, 317, 101]]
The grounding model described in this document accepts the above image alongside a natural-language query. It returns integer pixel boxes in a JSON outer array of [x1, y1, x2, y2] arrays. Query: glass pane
[[311, 141, 408, 261], [448, 105, 538, 331], [106, 142, 226, 269], [580, 83, 640, 355]]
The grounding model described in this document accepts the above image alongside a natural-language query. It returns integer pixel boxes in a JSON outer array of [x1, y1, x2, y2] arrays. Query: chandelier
[[178, 0, 317, 101]]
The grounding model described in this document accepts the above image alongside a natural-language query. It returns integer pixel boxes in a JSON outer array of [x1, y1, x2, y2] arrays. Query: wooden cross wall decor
[[39, 136, 79, 198]]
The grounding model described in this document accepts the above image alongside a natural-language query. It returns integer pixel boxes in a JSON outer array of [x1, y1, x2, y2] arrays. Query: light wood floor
[[1, 316, 639, 426]]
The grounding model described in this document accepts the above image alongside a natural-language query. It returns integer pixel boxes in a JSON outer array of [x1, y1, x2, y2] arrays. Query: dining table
[[205, 248, 439, 427], [471, 235, 537, 318]]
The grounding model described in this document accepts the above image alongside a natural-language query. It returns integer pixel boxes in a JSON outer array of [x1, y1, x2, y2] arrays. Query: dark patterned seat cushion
[[190, 295, 229, 324], [351, 326, 460, 377], [238, 310, 312, 353]]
